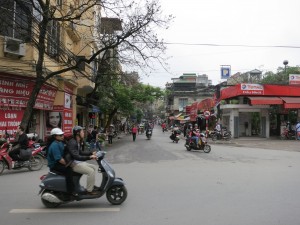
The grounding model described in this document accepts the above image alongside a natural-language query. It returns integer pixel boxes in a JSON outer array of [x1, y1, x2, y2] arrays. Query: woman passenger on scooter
[[47, 128, 75, 196], [68, 126, 98, 195], [191, 124, 199, 147]]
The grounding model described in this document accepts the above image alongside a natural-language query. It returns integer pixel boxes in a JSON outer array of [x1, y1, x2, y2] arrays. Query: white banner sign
[[289, 74, 300, 85]]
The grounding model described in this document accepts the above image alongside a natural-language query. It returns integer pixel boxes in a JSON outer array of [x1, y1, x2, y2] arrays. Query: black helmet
[[73, 126, 84, 136]]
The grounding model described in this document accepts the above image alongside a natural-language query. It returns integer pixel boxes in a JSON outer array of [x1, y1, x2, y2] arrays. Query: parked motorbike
[[0, 141, 45, 175], [112, 131, 118, 138], [212, 128, 232, 141], [280, 128, 296, 140], [185, 134, 211, 153], [170, 131, 180, 143], [39, 151, 127, 208], [146, 128, 152, 140]]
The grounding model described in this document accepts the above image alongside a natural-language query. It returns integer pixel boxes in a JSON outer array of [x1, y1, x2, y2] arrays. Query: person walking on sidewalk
[[132, 124, 138, 142]]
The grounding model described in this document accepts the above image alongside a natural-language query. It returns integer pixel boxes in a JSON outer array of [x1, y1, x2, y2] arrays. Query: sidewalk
[[210, 137, 300, 152]]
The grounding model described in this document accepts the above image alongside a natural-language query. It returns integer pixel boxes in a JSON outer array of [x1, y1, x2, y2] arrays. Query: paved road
[[211, 137, 300, 152], [1, 127, 300, 225]]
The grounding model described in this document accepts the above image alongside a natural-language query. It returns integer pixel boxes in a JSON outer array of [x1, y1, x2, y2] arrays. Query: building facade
[[0, 0, 100, 139]]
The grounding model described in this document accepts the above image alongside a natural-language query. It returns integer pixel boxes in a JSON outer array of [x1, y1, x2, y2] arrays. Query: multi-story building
[[165, 73, 214, 117], [0, 0, 101, 139]]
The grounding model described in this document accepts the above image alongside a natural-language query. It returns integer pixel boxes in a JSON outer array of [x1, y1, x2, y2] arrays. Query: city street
[[1, 127, 300, 225]]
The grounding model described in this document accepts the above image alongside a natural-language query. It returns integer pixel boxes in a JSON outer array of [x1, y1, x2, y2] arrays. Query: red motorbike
[[0, 141, 45, 175], [280, 128, 296, 140]]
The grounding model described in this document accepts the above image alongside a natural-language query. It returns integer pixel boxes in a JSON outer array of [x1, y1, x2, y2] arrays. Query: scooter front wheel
[[203, 145, 211, 153], [29, 154, 44, 171], [106, 185, 127, 205], [0, 160, 5, 175]]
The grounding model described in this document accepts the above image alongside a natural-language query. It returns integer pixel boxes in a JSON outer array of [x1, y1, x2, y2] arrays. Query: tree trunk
[[105, 108, 118, 130]]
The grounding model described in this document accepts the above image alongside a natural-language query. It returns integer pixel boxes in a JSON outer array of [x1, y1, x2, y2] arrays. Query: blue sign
[[221, 67, 231, 79]]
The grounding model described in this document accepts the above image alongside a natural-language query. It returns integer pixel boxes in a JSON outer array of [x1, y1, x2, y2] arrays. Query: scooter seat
[[50, 169, 82, 177]]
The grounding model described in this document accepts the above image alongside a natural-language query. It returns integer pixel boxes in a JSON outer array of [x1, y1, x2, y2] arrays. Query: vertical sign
[[221, 65, 231, 79], [63, 85, 73, 135]]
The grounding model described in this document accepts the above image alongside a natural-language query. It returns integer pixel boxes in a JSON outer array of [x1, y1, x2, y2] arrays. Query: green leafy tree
[[261, 66, 300, 84]]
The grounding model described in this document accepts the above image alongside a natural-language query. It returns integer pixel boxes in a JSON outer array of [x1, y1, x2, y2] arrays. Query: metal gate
[[234, 116, 239, 138], [261, 116, 266, 137]]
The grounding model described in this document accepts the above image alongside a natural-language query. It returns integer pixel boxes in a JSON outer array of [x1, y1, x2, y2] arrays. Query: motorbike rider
[[296, 121, 300, 140], [47, 128, 75, 196], [190, 124, 199, 147], [145, 124, 152, 136], [9, 125, 28, 163], [68, 126, 99, 195], [215, 122, 222, 139]]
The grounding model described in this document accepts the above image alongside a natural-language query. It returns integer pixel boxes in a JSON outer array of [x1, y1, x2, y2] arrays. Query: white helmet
[[50, 128, 64, 136]]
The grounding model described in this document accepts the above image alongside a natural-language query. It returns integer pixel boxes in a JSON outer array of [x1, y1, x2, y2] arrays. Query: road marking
[[10, 208, 120, 213]]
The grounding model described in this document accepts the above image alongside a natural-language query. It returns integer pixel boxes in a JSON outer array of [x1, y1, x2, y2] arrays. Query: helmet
[[50, 128, 64, 136], [73, 126, 84, 136]]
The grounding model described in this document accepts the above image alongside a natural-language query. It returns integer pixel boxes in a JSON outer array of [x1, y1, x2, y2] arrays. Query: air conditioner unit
[[4, 36, 26, 57]]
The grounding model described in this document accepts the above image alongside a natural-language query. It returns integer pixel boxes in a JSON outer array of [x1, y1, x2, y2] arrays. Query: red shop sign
[[0, 74, 57, 110], [0, 107, 24, 136]]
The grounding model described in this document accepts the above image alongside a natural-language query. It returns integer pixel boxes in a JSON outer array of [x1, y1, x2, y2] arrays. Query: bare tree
[[0, 0, 173, 130]]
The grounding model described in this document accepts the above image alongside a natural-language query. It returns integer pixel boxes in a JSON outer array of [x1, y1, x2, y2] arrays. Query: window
[[56, 0, 63, 8], [47, 20, 60, 58], [179, 98, 188, 109], [0, 0, 32, 41]]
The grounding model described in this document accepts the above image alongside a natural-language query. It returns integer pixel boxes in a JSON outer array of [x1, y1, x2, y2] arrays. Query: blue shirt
[[47, 141, 65, 169]]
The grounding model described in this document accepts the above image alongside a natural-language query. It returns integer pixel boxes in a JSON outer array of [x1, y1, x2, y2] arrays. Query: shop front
[[219, 83, 300, 138], [0, 73, 57, 139]]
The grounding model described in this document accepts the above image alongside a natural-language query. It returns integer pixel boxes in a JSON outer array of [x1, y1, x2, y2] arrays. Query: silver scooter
[[39, 151, 127, 208]]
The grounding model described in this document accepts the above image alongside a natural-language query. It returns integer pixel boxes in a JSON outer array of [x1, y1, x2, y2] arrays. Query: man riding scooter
[[9, 125, 29, 167]]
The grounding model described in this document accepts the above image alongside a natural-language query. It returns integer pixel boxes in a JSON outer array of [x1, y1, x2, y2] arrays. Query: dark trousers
[[51, 163, 74, 193], [9, 148, 21, 161], [132, 133, 137, 141], [108, 135, 113, 144]]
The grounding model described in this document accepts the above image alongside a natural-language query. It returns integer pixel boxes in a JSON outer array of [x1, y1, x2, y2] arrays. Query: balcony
[[65, 22, 81, 42]]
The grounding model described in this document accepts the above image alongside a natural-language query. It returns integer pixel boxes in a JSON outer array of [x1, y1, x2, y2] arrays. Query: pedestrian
[[296, 121, 300, 140], [107, 125, 114, 144], [132, 124, 138, 141]]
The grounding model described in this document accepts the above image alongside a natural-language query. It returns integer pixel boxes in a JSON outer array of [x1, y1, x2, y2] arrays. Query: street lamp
[[283, 60, 289, 74]]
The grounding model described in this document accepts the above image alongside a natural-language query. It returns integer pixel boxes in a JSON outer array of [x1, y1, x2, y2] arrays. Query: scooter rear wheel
[[41, 198, 60, 208], [0, 160, 5, 175], [106, 185, 127, 205], [212, 135, 217, 141], [185, 146, 192, 151]]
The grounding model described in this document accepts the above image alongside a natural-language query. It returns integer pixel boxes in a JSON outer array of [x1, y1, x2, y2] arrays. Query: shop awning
[[175, 113, 182, 118], [248, 97, 283, 105], [281, 97, 300, 109], [89, 104, 101, 113]]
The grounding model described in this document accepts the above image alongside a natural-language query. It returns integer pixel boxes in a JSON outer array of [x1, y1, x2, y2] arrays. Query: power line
[[161, 42, 300, 49]]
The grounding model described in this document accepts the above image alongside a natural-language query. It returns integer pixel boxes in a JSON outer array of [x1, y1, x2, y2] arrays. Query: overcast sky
[[138, 0, 300, 88]]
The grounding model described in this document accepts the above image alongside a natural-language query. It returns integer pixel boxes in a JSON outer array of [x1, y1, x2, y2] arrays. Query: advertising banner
[[63, 108, 73, 136], [45, 105, 64, 136], [0, 74, 57, 110], [289, 74, 300, 85], [0, 107, 24, 136], [240, 83, 264, 95], [63, 84, 73, 135]]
